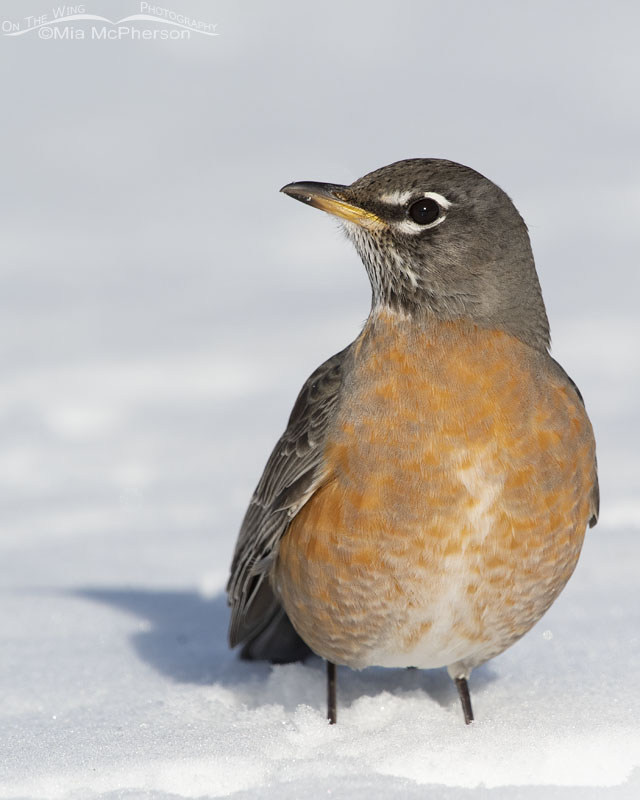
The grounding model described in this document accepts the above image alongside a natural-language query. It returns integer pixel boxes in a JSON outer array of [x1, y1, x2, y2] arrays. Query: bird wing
[[550, 357, 600, 528], [227, 345, 349, 655]]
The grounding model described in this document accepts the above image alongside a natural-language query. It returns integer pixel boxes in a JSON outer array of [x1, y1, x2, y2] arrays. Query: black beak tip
[[280, 182, 311, 203], [280, 181, 349, 205]]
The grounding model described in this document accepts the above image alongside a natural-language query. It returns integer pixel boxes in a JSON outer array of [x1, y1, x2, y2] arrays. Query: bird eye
[[408, 198, 442, 226]]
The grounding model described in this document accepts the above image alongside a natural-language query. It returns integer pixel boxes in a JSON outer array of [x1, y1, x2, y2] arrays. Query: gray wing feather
[[550, 357, 600, 527], [227, 346, 348, 652]]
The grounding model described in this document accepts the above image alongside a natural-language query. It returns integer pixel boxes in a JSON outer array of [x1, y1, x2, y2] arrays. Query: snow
[[2, 1, 640, 797]]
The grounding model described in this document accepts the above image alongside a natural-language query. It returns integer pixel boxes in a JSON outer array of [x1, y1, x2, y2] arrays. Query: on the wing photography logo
[[1, 3, 218, 41]]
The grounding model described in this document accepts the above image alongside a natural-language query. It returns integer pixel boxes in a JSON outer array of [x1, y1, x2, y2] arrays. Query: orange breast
[[275, 311, 597, 670]]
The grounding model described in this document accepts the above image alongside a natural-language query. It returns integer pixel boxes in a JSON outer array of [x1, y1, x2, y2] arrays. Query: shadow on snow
[[73, 586, 497, 715]]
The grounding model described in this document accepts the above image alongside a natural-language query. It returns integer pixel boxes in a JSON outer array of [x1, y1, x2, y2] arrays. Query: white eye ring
[[418, 191, 451, 210], [395, 192, 451, 234], [389, 191, 451, 234]]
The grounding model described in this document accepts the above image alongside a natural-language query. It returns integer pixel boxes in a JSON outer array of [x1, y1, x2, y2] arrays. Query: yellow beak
[[280, 181, 385, 231]]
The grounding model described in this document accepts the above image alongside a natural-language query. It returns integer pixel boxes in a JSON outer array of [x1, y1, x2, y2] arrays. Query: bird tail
[[239, 603, 313, 663]]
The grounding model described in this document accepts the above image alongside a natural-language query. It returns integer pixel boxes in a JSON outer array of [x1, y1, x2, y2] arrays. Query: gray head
[[282, 158, 550, 351]]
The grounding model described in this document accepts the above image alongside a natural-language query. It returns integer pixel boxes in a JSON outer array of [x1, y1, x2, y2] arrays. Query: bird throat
[[345, 224, 550, 351]]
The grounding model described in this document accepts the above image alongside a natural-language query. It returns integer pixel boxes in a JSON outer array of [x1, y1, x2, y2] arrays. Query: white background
[[1, 1, 639, 797]]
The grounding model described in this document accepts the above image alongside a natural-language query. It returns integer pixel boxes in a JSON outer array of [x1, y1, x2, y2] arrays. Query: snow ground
[[2, 1, 640, 797]]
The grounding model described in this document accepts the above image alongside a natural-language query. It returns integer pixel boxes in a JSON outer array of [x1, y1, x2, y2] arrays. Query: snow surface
[[2, 1, 640, 797]]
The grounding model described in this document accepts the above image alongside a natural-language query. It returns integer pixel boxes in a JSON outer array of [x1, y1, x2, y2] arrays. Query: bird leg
[[327, 660, 337, 724], [454, 676, 474, 724]]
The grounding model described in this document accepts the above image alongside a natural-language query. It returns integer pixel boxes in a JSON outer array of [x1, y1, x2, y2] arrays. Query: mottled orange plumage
[[276, 311, 596, 675]]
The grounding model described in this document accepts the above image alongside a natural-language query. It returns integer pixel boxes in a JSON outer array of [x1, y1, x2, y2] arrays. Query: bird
[[226, 158, 599, 725]]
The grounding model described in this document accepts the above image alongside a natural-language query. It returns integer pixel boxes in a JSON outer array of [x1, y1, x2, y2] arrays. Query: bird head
[[281, 159, 550, 350]]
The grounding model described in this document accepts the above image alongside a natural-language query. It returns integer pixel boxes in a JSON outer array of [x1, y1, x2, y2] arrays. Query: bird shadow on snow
[[74, 587, 498, 715]]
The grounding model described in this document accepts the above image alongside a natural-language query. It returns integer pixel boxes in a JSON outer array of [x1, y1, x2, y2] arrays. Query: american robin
[[226, 159, 599, 725]]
